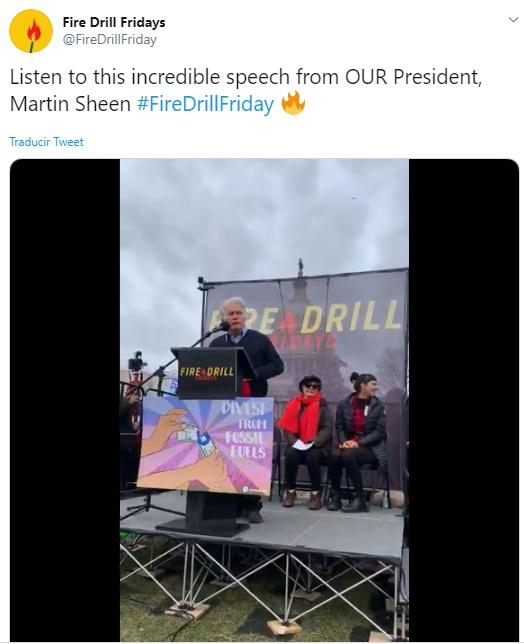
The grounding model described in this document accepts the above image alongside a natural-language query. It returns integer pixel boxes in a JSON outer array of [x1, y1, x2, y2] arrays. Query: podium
[[156, 346, 258, 537], [171, 346, 257, 399]]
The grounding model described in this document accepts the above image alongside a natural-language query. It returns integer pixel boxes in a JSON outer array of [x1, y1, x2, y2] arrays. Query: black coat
[[281, 398, 333, 456], [335, 394, 387, 467], [209, 328, 284, 397], [119, 397, 141, 450]]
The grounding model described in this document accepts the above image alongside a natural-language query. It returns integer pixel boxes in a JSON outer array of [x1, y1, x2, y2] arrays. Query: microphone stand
[[124, 326, 226, 398], [121, 489, 186, 522], [120, 326, 228, 522]]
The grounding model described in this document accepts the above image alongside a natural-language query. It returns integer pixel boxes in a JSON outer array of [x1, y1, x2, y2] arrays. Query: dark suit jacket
[[209, 328, 284, 396]]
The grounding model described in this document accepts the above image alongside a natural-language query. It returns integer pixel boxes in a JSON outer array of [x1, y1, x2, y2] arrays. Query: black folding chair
[[269, 427, 283, 501], [323, 459, 391, 507], [362, 461, 391, 507], [280, 442, 330, 501]]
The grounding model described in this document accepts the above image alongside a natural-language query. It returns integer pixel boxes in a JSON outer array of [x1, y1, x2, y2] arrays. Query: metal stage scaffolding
[[120, 491, 408, 640]]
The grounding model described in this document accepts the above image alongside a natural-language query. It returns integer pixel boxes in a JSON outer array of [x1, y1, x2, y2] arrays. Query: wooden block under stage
[[267, 620, 302, 635]]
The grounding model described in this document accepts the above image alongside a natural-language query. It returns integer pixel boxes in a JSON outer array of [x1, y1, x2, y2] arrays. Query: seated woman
[[277, 375, 333, 510], [327, 372, 387, 513]]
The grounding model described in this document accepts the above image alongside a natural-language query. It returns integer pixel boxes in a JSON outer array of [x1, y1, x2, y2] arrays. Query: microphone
[[212, 319, 230, 333], [202, 319, 230, 339], [170, 320, 231, 356]]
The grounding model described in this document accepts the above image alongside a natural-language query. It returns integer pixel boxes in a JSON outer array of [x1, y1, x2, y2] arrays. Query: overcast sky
[[120, 159, 408, 372]]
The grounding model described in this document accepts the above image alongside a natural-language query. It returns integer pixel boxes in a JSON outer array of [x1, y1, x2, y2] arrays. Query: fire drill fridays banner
[[204, 269, 408, 403], [204, 269, 408, 489], [137, 396, 273, 496]]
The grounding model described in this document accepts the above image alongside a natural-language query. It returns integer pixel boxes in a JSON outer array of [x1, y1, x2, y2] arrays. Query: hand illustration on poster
[[136, 397, 274, 496], [137, 407, 230, 491]]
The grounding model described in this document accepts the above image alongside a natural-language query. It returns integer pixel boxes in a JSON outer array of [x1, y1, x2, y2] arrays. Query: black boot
[[327, 491, 342, 511], [342, 495, 369, 513], [246, 510, 264, 523]]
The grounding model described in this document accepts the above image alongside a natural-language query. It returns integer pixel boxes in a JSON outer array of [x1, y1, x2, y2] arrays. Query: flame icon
[[10, 9, 52, 53], [282, 91, 305, 115], [27, 18, 41, 52]]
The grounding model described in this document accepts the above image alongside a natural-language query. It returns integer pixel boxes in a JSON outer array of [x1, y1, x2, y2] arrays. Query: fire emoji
[[10, 9, 52, 53], [282, 91, 305, 115], [27, 19, 41, 53]]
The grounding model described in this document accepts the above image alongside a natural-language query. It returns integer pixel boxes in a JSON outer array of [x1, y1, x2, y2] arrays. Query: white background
[[1, 0, 522, 641]]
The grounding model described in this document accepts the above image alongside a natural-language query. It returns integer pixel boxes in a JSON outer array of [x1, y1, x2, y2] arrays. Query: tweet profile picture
[[10, 9, 53, 53]]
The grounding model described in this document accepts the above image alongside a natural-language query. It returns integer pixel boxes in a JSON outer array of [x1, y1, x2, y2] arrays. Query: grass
[[120, 536, 393, 642]]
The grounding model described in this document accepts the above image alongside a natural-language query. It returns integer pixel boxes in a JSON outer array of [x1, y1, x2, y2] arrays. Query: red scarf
[[278, 392, 321, 443]]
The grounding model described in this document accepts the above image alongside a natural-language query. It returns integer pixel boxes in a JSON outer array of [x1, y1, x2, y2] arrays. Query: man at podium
[[210, 296, 284, 522]]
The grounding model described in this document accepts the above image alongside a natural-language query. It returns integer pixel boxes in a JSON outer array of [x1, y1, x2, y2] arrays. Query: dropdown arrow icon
[[509, 16, 519, 22]]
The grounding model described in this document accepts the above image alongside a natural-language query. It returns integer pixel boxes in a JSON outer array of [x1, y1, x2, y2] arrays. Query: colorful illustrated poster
[[137, 397, 274, 496]]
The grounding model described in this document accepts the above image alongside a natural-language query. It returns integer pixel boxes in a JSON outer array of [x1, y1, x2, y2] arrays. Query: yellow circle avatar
[[10, 9, 53, 53]]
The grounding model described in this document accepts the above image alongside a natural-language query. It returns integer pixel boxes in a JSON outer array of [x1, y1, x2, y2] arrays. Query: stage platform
[[120, 491, 407, 640], [120, 490, 404, 564]]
